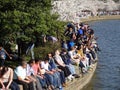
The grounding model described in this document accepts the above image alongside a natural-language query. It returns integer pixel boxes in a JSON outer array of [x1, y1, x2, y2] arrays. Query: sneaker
[[67, 74, 74, 81], [62, 83, 67, 87], [73, 74, 80, 78]]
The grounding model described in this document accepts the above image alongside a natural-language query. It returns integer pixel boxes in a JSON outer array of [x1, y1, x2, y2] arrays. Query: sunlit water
[[84, 20, 120, 90]]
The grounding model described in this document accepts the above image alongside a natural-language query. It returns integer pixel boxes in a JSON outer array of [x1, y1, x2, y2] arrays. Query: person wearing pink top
[[32, 59, 53, 90]]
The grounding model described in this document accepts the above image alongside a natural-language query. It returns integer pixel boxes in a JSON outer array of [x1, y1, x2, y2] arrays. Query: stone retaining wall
[[81, 15, 120, 22], [64, 63, 97, 90]]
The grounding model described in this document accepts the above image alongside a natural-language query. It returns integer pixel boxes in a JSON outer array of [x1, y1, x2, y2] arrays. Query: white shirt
[[26, 64, 34, 76], [14, 66, 27, 80], [68, 50, 76, 59], [54, 55, 64, 66], [41, 61, 49, 71]]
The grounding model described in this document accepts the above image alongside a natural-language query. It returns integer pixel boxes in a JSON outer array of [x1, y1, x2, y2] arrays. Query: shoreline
[[64, 15, 120, 90], [80, 15, 120, 22]]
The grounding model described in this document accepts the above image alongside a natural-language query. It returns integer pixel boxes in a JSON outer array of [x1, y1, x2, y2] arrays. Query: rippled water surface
[[84, 20, 120, 90]]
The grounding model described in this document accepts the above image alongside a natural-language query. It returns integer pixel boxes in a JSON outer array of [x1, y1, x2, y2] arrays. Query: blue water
[[84, 20, 120, 90]]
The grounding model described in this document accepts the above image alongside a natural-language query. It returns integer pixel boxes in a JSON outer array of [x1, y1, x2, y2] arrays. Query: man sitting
[[14, 60, 36, 90]]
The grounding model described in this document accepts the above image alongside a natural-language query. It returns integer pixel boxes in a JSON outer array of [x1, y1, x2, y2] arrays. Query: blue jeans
[[37, 76, 47, 88], [53, 72, 61, 88], [44, 73, 59, 88], [66, 64, 76, 74], [0, 59, 5, 66], [26, 44, 35, 59], [44, 73, 54, 86], [10, 81, 20, 90], [30, 44, 35, 59], [58, 70, 66, 84]]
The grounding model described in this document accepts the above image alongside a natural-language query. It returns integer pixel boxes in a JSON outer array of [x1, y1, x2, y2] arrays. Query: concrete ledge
[[18, 85, 23, 90], [81, 15, 120, 22], [64, 63, 97, 90]]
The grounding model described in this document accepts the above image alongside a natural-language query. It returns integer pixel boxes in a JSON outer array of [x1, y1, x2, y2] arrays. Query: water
[[84, 20, 120, 90]]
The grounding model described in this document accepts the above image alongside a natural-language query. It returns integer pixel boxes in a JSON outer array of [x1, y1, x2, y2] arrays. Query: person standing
[[26, 39, 35, 60], [0, 45, 12, 66]]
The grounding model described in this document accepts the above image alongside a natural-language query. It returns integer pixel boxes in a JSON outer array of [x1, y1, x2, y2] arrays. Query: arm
[[0, 79, 5, 89], [55, 56, 65, 67], [6, 68, 13, 89], [4, 48, 12, 59], [15, 67, 31, 83], [17, 76, 30, 83]]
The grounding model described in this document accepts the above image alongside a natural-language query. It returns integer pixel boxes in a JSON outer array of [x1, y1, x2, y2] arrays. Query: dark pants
[[14, 80, 34, 90], [86, 53, 91, 65], [1, 81, 20, 90], [90, 50, 96, 60], [59, 71, 66, 84], [10, 81, 20, 90], [79, 61, 85, 73], [57, 66, 71, 77], [0, 59, 5, 66]]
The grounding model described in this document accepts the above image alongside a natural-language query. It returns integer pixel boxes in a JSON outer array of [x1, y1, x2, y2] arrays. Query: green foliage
[[0, 0, 65, 45], [34, 42, 61, 59]]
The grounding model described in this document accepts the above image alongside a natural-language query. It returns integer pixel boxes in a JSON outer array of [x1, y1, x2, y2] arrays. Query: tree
[[0, 0, 65, 46]]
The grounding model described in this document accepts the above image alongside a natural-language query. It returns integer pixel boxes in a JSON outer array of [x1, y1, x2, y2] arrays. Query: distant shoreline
[[81, 15, 120, 23]]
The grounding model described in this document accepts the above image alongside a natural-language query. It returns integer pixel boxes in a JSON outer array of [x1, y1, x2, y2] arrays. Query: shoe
[[48, 86, 52, 90], [62, 83, 67, 87], [50, 85, 55, 90], [73, 74, 80, 78], [67, 74, 74, 81]]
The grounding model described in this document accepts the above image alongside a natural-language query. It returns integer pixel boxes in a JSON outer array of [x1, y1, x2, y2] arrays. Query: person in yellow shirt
[[77, 45, 84, 58]]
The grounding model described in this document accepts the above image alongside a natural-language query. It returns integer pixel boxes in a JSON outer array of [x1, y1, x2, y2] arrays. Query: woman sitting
[[0, 66, 20, 90], [54, 50, 74, 81]]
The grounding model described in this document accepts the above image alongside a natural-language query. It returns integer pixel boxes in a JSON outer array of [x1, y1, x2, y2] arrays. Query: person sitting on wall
[[41, 58, 62, 89], [47, 53, 67, 87], [0, 66, 20, 90], [26, 60, 43, 90], [68, 47, 80, 65], [14, 60, 35, 90], [54, 49, 74, 81], [32, 59, 52, 90], [60, 49, 80, 78]]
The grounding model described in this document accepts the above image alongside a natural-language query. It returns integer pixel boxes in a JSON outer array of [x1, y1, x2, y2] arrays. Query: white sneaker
[[67, 74, 74, 81]]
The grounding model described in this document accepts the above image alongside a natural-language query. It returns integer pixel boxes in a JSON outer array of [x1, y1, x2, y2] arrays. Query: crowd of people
[[97, 10, 120, 16], [0, 22, 100, 90]]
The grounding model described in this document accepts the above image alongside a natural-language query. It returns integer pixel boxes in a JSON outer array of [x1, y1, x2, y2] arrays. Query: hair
[[28, 59, 34, 64], [77, 46, 81, 50], [44, 56, 49, 61], [35, 58, 41, 63], [62, 48, 68, 52], [0, 43, 2, 47], [70, 46, 75, 50], [0, 66, 8, 78], [21, 61, 27, 66]]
